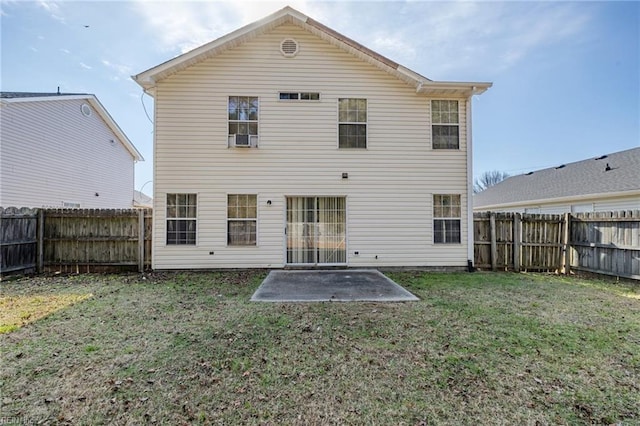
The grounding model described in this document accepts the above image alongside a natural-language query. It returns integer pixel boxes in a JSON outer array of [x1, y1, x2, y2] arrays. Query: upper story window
[[166, 193, 197, 245], [338, 98, 367, 149], [431, 100, 459, 149], [228, 96, 259, 147], [279, 92, 320, 101]]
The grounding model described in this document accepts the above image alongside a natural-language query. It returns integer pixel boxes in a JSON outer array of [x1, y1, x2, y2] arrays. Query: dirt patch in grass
[[1, 271, 638, 424]]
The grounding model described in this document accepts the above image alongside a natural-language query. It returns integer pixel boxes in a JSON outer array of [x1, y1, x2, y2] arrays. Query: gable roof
[[1, 92, 144, 161], [474, 147, 640, 209], [133, 6, 491, 97]]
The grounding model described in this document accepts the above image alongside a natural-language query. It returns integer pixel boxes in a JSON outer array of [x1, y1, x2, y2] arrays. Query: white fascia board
[[473, 189, 640, 211], [133, 6, 439, 94], [1, 94, 93, 103], [397, 66, 431, 84], [133, 7, 301, 91], [131, 5, 492, 100], [417, 81, 492, 96]]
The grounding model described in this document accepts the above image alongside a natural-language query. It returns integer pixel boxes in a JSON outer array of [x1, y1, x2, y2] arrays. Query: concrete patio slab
[[251, 269, 419, 302]]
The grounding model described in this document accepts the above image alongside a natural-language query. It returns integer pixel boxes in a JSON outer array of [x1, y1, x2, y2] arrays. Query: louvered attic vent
[[280, 38, 299, 57]]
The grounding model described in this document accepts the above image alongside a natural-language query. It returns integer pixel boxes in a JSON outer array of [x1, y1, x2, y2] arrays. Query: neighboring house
[[0, 92, 143, 208], [474, 147, 640, 214], [133, 190, 153, 209], [133, 6, 491, 270]]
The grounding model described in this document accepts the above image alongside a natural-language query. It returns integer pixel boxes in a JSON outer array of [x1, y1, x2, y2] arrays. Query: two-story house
[[0, 92, 143, 208], [133, 7, 491, 270]]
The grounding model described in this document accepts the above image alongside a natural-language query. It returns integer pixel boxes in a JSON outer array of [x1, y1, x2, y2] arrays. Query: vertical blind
[[286, 197, 346, 264]]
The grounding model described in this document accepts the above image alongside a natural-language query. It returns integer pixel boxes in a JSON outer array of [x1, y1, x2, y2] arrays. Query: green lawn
[[1, 271, 638, 424]]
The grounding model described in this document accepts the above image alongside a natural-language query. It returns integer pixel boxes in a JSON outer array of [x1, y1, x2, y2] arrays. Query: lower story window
[[166, 193, 197, 245], [433, 194, 461, 244], [228, 194, 257, 246]]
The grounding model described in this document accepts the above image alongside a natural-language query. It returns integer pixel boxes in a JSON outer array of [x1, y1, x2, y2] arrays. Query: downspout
[[152, 88, 158, 271], [466, 93, 475, 271], [141, 86, 158, 270]]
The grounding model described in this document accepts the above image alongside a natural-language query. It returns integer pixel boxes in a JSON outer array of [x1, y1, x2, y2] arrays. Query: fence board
[[473, 212, 492, 269], [519, 214, 564, 272], [0, 207, 39, 277], [569, 210, 640, 280]]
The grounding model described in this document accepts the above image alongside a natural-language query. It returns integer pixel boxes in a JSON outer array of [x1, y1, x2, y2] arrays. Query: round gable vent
[[280, 38, 299, 57], [80, 103, 92, 117]]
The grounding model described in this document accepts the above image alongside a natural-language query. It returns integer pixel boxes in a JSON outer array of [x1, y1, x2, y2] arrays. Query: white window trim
[[433, 193, 462, 245], [278, 91, 321, 101], [226, 193, 259, 247], [282, 195, 349, 266], [165, 192, 198, 246], [337, 98, 368, 149], [431, 99, 460, 150], [227, 96, 260, 148]]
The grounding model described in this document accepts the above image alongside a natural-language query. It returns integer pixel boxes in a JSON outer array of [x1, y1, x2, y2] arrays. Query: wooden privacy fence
[[1, 208, 152, 277], [3, 207, 638, 280], [474, 211, 640, 280], [570, 211, 640, 279]]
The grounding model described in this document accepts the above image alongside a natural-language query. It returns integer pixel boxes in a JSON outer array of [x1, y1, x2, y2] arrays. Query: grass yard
[[1, 271, 638, 425]]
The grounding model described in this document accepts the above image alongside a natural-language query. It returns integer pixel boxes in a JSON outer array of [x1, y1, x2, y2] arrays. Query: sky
[[1, 0, 638, 197]]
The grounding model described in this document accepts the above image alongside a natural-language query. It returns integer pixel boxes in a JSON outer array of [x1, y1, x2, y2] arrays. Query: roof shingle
[[474, 147, 640, 208], [1, 92, 90, 99]]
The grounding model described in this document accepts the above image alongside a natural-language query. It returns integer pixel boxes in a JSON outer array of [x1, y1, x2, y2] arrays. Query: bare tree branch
[[474, 170, 510, 193]]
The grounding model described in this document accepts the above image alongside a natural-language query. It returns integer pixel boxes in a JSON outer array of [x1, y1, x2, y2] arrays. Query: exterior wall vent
[[280, 38, 299, 57], [80, 103, 92, 117]]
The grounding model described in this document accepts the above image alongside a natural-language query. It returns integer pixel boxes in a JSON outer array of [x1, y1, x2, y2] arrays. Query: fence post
[[490, 212, 497, 271], [562, 212, 571, 275], [513, 212, 521, 272], [37, 209, 45, 273], [138, 209, 145, 272]]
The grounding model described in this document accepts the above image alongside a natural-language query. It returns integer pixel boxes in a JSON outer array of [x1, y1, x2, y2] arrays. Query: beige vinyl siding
[[594, 195, 640, 211], [480, 194, 640, 214], [0, 99, 135, 208], [152, 23, 470, 269]]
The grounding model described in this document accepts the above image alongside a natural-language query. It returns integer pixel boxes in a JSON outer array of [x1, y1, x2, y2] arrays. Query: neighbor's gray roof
[[474, 147, 640, 208], [133, 190, 153, 207], [1, 92, 90, 99]]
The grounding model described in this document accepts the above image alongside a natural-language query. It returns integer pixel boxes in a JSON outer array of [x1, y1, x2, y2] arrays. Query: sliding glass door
[[286, 197, 346, 265]]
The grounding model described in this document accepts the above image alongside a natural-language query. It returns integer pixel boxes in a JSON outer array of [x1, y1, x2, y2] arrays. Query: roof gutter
[[474, 189, 640, 211], [1, 94, 95, 103], [466, 94, 475, 267], [416, 81, 492, 96]]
